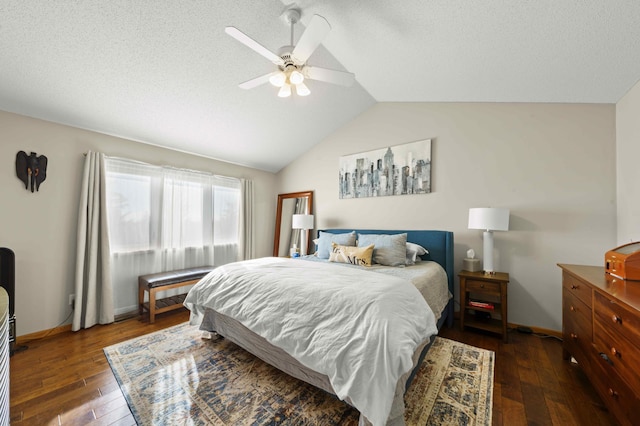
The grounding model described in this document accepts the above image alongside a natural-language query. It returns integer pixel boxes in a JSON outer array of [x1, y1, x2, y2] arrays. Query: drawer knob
[[570, 332, 578, 340], [608, 388, 619, 399], [571, 284, 578, 290], [611, 347, 621, 358], [480, 284, 484, 288], [570, 305, 576, 312], [612, 315, 622, 324]]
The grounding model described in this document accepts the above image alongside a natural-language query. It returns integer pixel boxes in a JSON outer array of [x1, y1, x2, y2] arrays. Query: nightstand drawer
[[465, 279, 501, 296]]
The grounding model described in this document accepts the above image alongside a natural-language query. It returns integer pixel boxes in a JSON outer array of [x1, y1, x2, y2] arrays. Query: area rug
[[104, 323, 494, 425]]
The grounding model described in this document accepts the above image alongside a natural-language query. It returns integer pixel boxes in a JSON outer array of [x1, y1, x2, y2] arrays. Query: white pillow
[[406, 242, 428, 265]]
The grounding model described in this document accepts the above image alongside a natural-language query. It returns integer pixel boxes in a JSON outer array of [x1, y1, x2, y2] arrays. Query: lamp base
[[483, 270, 497, 276], [300, 232, 308, 256], [482, 230, 495, 275]]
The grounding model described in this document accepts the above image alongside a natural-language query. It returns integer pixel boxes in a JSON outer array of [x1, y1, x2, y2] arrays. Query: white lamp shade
[[289, 70, 304, 85], [292, 214, 314, 230], [468, 208, 510, 231], [295, 82, 310, 96], [278, 83, 292, 98], [269, 71, 286, 87]]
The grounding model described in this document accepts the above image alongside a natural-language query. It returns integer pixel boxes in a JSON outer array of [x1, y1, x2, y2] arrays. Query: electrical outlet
[[69, 294, 75, 309]]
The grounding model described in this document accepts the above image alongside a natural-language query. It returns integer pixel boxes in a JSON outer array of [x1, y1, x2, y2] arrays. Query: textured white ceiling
[[1, 1, 639, 172]]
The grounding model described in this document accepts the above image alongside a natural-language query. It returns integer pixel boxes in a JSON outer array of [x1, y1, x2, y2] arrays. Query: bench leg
[[149, 288, 156, 324], [138, 284, 145, 316]]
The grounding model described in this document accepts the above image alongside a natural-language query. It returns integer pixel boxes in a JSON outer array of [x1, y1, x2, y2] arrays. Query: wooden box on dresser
[[559, 264, 640, 426]]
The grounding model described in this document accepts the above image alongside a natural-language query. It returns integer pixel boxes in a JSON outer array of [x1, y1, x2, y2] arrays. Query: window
[[104, 157, 241, 314]]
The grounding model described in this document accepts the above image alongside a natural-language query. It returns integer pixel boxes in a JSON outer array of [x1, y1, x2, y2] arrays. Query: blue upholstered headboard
[[320, 229, 455, 327]]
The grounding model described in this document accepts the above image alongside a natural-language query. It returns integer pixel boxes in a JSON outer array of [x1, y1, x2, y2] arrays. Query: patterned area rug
[[104, 323, 494, 425]]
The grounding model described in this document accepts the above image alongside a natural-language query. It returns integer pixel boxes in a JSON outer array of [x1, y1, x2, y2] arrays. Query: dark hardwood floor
[[438, 323, 616, 426], [10, 310, 616, 425]]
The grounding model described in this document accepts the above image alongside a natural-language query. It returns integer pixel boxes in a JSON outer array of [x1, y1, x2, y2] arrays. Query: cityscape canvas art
[[339, 139, 431, 199]]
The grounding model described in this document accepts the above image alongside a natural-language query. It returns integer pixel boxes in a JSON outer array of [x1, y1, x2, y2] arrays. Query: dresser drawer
[[594, 291, 640, 345], [594, 321, 640, 393], [465, 279, 501, 296], [562, 274, 592, 308], [563, 288, 593, 357], [589, 345, 640, 426]]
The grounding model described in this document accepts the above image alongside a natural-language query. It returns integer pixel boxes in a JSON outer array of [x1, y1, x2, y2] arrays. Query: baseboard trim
[[17, 323, 72, 345], [16, 311, 143, 345], [510, 323, 562, 339]]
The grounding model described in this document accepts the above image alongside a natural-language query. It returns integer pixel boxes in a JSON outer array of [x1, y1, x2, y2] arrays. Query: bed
[[184, 229, 454, 426]]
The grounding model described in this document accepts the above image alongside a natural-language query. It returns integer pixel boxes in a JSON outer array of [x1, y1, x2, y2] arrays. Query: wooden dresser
[[559, 264, 640, 425]]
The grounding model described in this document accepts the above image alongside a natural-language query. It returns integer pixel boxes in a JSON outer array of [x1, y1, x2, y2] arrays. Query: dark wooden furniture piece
[[138, 266, 215, 323], [459, 270, 509, 342], [559, 263, 640, 426]]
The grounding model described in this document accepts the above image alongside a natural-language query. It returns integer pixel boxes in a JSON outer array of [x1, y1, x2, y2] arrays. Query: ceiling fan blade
[[305, 66, 355, 87], [225, 26, 284, 65], [238, 72, 280, 89], [291, 15, 331, 64]]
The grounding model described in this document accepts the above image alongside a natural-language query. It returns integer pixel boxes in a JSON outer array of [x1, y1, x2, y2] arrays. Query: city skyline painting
[[339, 139, 432, 199]]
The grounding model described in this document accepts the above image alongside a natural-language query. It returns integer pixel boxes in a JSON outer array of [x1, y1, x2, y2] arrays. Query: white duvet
[[184, 257, 437, 425]]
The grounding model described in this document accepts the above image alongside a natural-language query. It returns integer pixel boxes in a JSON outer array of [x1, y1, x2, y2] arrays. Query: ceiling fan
[[225, 7, 355, 98]]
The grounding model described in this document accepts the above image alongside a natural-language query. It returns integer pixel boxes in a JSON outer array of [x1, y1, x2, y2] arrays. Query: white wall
[[277, 102, 617, 331], [616, 79, 640, 243], [0, 110, 277, 336]]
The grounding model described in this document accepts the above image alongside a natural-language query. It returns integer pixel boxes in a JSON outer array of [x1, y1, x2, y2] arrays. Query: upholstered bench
[[138, 266, 215, 323]]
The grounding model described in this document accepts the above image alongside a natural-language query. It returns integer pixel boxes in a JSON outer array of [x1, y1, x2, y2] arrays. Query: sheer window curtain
[[104, 158, 245, 315], [73, 151, 114, 331]]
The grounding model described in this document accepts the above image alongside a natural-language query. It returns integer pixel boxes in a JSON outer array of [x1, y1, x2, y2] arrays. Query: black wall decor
[[16, 151, 48, 192]]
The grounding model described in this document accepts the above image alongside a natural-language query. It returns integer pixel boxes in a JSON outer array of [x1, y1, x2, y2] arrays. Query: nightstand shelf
[[459, 270, 509, 342]]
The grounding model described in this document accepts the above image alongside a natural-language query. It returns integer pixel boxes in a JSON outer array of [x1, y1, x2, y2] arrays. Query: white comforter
[[184, 257, 437, 425]]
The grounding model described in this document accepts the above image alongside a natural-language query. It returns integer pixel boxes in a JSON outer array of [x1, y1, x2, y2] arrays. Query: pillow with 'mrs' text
[[329, 243, 374, 267]]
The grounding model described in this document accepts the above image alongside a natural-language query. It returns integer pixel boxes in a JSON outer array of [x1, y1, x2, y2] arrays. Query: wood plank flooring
[[10, 310, 616, 425], [438, 324, 616, 426]]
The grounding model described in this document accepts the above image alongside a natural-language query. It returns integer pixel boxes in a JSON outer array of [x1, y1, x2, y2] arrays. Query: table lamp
[[292, 214, 314, 256], [468, 207, 510, 274]]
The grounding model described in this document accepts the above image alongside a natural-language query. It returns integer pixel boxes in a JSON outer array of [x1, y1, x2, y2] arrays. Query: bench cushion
[[139, 266, 215, 288]]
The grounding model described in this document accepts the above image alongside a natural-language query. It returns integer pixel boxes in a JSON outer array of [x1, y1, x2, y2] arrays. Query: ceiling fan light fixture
[[278, 83, 292, 98], [289, 70, 304, 85], [227, 11, 354, 98], [269, 71, 286, 87], [295, 82, 310, 96]]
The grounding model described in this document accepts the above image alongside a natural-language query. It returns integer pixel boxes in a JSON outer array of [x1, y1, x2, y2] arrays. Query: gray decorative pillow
[[316, 231, 357, 259], [357, 233, 408, 266]]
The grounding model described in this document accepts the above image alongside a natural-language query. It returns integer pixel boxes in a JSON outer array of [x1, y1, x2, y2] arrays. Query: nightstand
[[459, 270, 509, 342]]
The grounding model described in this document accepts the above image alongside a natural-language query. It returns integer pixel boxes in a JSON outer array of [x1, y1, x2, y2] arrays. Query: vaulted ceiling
[[1, 1, 639, 172]]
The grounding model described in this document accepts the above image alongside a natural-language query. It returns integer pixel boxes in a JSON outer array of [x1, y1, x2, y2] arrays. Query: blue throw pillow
[[316, 231, 356, 259]]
